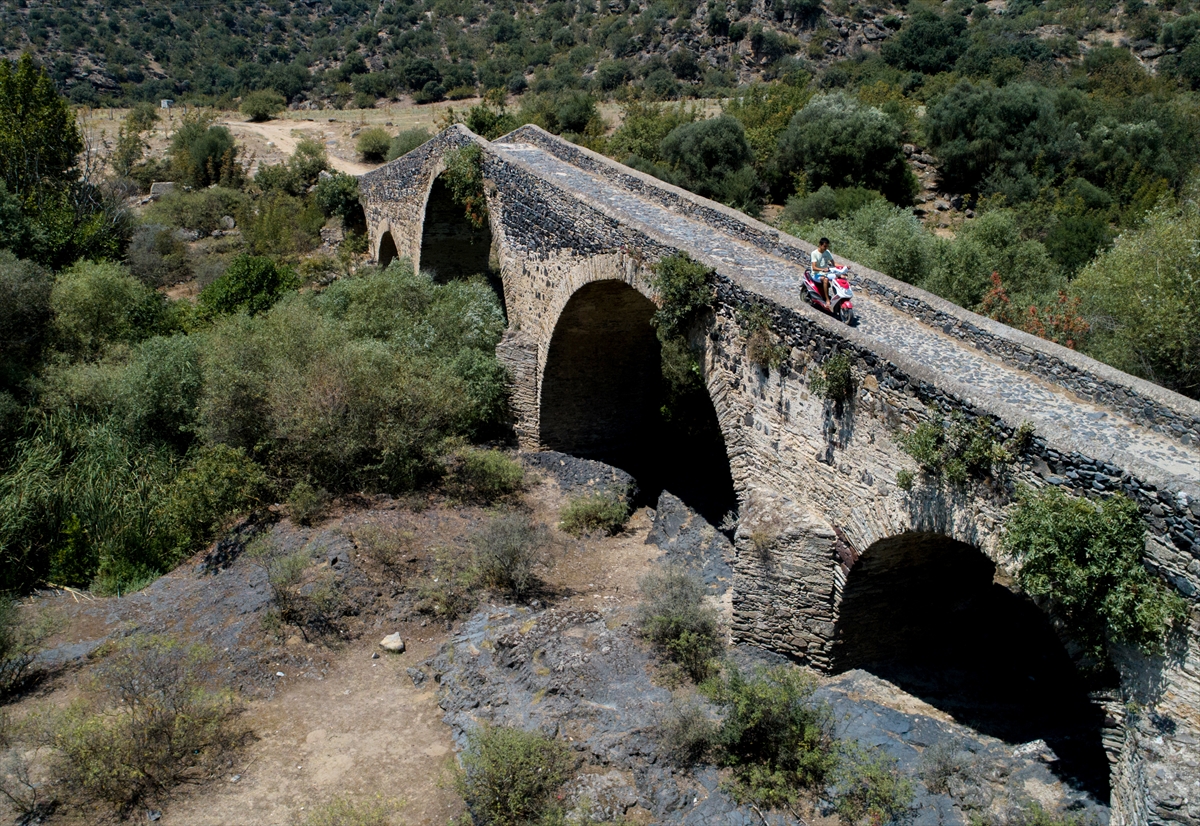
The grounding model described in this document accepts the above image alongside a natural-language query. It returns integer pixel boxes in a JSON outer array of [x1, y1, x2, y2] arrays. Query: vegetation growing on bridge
[[899, 411, 1032, 488], [1005, 486, 1189, 668], [442, 144, 490, 229], [809, 352, 855, 403], [649, 252, 715, 341]]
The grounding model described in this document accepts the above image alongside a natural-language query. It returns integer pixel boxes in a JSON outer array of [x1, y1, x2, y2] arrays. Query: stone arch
[[538, 275, 737, 523], [417, 171, 496, 283], [832, 530, 1111, 799], [376, 229, 399, 269]]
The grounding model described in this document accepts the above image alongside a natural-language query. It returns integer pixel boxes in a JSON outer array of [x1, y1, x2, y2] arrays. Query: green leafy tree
[[240, 90, 286, 122], [169, 116, 245, 189], [775, 93, 915, 204], [315, 172, 362, 225], [356, 127, 392, 162], [880, 10, 968, 74], [198, 255, 300, 319], [0, 55, 82, 199], [925, 81, 1081, 195], [1005, 486, 1188, 666], [659, 115, 762, 208], [1072, 186, 1200, 398]]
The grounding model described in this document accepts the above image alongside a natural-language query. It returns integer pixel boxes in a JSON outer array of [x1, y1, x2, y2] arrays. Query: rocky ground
[[3, 452, 1112, 825], [427, 456, 1111, 826]]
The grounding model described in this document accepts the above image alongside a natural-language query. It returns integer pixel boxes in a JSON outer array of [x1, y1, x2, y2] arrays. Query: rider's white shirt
[[811, 248, 834, 271]]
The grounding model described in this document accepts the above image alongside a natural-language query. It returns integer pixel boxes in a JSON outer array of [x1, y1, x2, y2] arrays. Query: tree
[[240, 90, 286, 122], [775, 93, 915, 204], [0, 55, 83, 199], [880, 10, 968, 74], [925, 81, 1080, 195], [356, 127, 392, 162], [198, 255, 300, 319], [169, 116, 244, 189], [1072, 185, 1200, 399], [660, 115, 757, 201]]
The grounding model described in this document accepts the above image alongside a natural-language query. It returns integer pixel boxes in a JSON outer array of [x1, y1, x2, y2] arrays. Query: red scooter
[[803, 265, 855, 325]]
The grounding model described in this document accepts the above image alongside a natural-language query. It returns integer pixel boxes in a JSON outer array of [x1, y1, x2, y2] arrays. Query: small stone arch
[[538, 273, 737, 523], [376, 229, 399, 269], [832, 530, 1111, 799]]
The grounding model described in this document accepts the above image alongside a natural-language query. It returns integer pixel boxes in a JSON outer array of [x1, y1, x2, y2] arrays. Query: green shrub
[[650, 252, 715, 340], [473, 513, 549, 599], [126, 224, 191, 288], [706, 665, 839, 809], [240, 189, 325, 257], [442, 144, 489, 229], [657, 693, 719, 765], [456, 724, 574, 826], [47, 635, 242, 810], [899, 411, 1021, 486], [659, 116, 760, 207], [196, 262, 507, 493], [315, 171, 362, 224], [50, 260, 165, 358], [775, 93, 915, 205], [387, 128, 432, 160], [447, 448, 524, 501], [240, 90, 286, 122], [287, 480, 330, 526], [168, 116, 245, 189], [165, 444, 266, 546], [198, 254, 300, 319], [739, 305, 787, 371], [637, 566, 724, 683], [559, 489, 631, 537], [832, 743, 915, 826], [895, 469, 914, 492], [0, 252, 52, 385], [880, 10, 968, 73], [255, 138, 329, 196], [782, 185, 885, 225], [356, 127, 393, 162], [145, 186, 249, 234], [1072, 186, 1200, 399], [1004, 486, 1188, 666], [809, 352, 854, 402]]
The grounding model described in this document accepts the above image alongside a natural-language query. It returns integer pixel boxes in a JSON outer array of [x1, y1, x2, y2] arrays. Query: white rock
[[379, 633, 405, 653]]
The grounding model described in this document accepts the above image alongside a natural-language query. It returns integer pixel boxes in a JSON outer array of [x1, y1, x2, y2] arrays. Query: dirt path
[[221, 119, 377, 176], [163, 634, 462, 826]]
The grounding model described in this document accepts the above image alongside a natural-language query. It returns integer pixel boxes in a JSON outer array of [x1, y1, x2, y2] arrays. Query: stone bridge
[[360, 124, 1200, 824]]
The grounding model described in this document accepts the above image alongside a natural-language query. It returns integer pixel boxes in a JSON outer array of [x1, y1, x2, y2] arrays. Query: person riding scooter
[[810, 237, 835, 302]]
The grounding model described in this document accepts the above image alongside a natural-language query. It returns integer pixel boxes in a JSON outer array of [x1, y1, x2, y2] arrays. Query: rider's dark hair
[[819, 237, 830, 246]]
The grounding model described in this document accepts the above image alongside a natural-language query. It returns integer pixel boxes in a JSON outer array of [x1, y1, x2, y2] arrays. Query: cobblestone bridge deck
[[489, 135, 1200, 492]]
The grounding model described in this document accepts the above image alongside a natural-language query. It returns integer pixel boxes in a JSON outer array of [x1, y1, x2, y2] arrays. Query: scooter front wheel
[[836, 304, 854, 325]]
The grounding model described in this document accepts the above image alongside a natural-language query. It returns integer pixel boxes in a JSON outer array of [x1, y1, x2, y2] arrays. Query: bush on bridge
[[442, 144, 489, 229], [1005, 486, 1188, 667], [649, 252, 716, 341]]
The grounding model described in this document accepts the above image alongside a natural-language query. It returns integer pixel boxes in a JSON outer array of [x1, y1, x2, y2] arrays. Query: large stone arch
[[536, 262, 738, 522], [417, 173, 496, 283], [832, 530, 1112, 798]]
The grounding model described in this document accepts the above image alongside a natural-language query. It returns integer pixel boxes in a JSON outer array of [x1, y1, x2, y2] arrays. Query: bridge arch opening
[[419, 175, 497, 284], [833, 531, 1110, 799], [540, 280, 736, 524], [377, 231, 398, 269]]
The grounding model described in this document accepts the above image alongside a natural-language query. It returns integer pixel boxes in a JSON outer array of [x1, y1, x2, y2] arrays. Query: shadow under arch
[[419, 174, 496, 283], [832, 531, 1110, 799], [539, 279, 736, 524], [377, 230, 398, 269]]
